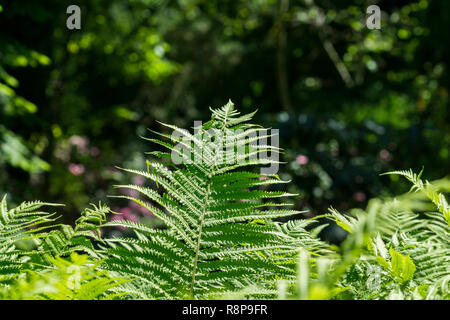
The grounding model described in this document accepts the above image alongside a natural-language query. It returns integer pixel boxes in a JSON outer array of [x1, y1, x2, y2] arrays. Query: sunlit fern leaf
[[326, 170, 450, 299], [0, 253, 128, 300], [101, 101, 317, 299], [31, 202, 111, 261], [382, 169, 450, 225], [274, 219, 331, 255], [0, 194, 62, 281]]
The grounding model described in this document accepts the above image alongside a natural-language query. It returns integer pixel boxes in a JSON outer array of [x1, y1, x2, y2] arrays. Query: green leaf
[[389, 247, 416, 283]]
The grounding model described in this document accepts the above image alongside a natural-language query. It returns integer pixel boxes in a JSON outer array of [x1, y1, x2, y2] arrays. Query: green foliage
[[0, 126, 50, 173], [100, 101, 323, 299], [384, 247, 416, 284], [0, 195, 61, 281], [0, 3, 51, 176], [0, 253, 127, 300], [244, 169, 448, 300], [0, 0, 449, 302], [311, 170, 449, 300], [382, 168, 450, 225], [1, 0, 449, 226], [0, 104, 448, 300], [0, 195, 119, 299]]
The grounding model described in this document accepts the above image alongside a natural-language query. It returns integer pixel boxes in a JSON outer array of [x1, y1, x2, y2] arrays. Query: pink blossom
[[296, 155, 309, 166], [118, 208, 138, 221], [133, 175, 145, 186], [352, 191, 366, 202], [69, 135, 89, 154], [68, 163, 85, 176]]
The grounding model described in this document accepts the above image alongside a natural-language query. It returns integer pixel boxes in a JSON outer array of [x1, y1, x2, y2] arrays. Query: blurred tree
[[0, 0, 448, 227]]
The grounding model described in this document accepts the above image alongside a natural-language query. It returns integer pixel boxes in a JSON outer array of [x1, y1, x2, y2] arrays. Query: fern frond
[[0, 195, 62, 281], [102, 101, 314, 299], [326, 170, 450, 299], [31, 202, 111, 260], [0, 253, 128, 300], [383, 169, 450, 225]]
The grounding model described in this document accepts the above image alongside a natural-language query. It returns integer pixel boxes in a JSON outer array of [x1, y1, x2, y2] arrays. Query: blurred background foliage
[[0, 0, 449, 236]]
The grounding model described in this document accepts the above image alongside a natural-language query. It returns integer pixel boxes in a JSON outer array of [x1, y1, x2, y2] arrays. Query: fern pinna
[[0, 195, 61, 282], [0, 194, 125, 298], [324, 169, 450, 299], [0, 197, 109, 265], [102, 101, 313, 299]]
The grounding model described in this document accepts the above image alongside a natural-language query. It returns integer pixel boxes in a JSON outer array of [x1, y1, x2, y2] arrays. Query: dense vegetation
[[1, 0, 450, 220], [0, 0, 449, 300], [0, 104, 448, 300]]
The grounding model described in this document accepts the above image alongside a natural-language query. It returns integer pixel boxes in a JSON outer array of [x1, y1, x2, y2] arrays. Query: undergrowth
[[0, 102, 448, 300]]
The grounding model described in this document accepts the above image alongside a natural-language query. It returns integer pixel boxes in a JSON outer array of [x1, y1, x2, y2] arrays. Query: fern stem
[[190, 181, 211, 298]]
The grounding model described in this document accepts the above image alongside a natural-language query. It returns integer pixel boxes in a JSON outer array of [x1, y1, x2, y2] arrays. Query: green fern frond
[[102, 101, 315, 299], [0, 195, 62, 281], [31, 202, 111, 260], [383, 169, 450, 225], [325, 170, 450, 299], [0, 253, 128, 300]]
